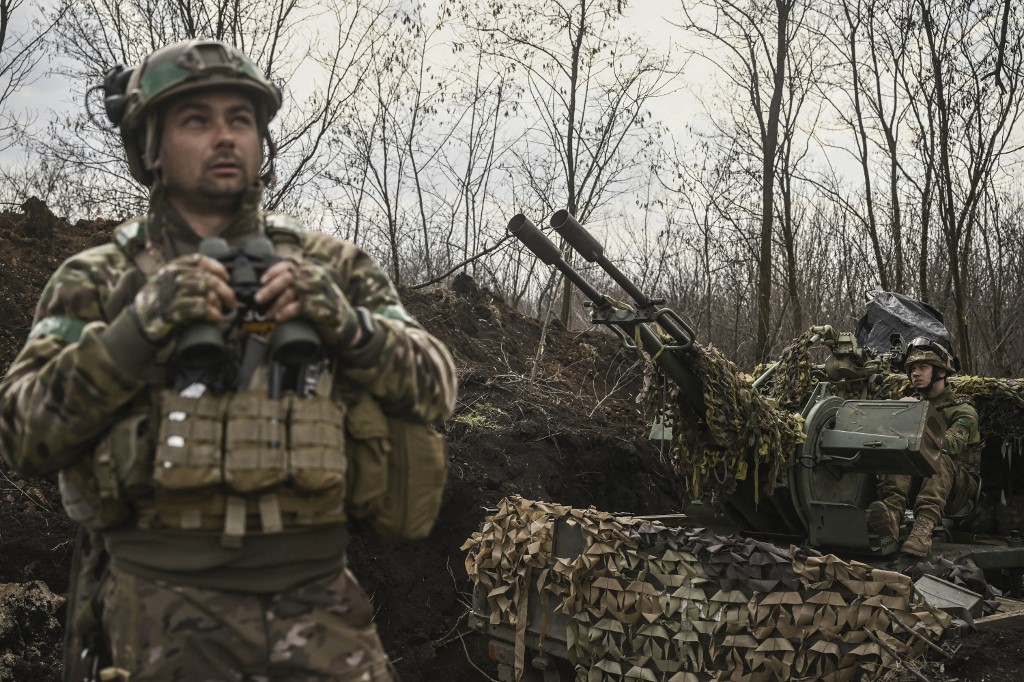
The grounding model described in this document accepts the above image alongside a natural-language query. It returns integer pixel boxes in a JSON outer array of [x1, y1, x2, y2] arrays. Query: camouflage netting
[[661, 343, 806, 504], [949, 375, 1024, 440], [660, 328, 1024, 506], [752, 329, 825, 412], [464, 497, 951, 681], [756, 329, 1024, 440]]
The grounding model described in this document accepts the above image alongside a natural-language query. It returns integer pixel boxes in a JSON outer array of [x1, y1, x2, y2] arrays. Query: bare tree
[[773, 16, 823, 338], [436, 13, 525, 284], [974, 188, 1024, 375], [0, 0, 67, 152], [814, 0, 913, 293], [656, 136, 754, 350], [324, 7, 449, 285], [461, 0, 676, 326], [677, 0, 808, 363], [911, 0, 1024, 373]]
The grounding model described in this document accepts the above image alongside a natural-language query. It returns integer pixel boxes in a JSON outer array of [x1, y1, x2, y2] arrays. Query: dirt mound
[[0, 581, 65, 681], [0, 199, 114, 367], [0, 200, 1019, 681]]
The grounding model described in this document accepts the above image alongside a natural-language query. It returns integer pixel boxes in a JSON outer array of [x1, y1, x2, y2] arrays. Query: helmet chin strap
[[916, 365, 945, 396], [258, 106, 277, 186], [142, 112, 161, 181]]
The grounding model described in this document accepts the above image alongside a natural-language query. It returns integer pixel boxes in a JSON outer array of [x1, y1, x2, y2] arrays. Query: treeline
[[1, 0, 1022, 375]]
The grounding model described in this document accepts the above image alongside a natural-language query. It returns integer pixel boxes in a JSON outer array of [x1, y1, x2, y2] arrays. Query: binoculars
[[174, 237, 321, 369]]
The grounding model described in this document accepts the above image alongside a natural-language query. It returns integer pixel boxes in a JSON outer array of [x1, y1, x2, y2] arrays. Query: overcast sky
[[1, 1, 712, 168]]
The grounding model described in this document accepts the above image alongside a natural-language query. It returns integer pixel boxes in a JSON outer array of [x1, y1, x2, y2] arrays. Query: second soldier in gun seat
[[867, 338, 982, 557]]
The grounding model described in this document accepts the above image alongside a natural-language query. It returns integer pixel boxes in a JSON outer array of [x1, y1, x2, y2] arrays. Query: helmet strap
[[921, 366, 945, 396], [143, 111, 161, 185], [259, 111, 277, 186], [145, 178, 173, 253]]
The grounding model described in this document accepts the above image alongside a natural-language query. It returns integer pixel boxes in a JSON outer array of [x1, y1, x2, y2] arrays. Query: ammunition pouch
[[153, 392, 225, 490], [59, 460, 127, 530], [62, 384, 446, 544], [223, 392, 289, 493], [345, 394, 447, 542], [144, 389, 348, 543], [59, 413, 148, 529], [63, 388, 349, 541]]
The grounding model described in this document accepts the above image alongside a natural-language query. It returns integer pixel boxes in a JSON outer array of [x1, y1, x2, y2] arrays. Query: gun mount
[[512, 210, 1024, 557], [507, 211, 967, 556]]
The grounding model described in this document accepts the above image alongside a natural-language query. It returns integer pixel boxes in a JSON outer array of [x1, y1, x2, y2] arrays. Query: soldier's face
[[909, 362, 940, 389], [154, 91, 263, 204]]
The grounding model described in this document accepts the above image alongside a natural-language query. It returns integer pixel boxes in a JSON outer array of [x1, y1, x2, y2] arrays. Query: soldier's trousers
[[877, 451, 979, 523], [98, 566, 395, 681]]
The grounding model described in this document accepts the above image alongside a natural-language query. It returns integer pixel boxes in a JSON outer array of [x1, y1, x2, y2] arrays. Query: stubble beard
[[195, 173, 249, 211]]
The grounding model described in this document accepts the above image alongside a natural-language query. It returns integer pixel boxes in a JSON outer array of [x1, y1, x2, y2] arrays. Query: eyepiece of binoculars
[[269, 320, 322, 365], [173, 323, 229, 368]]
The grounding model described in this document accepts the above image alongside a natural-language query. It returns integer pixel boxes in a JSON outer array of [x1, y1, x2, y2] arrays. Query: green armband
[[953, 417, 974, 430], [28, 316, 86, 343], [376, 303, 419, 327]]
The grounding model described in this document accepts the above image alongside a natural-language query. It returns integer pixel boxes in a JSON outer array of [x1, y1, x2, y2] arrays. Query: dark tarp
[[855, 290, 952, 355]]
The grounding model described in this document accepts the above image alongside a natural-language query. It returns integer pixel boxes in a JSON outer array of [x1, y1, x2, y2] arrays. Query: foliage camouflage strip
[[464, 496, 951, 681], [654, 341, 806, 503]]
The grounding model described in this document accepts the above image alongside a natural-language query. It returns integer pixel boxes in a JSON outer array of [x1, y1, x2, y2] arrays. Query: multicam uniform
[[876, 386, 982, 525], [0, 187, 456, 681]]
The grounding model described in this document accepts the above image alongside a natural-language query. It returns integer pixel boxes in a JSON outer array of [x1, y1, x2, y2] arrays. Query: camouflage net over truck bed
[[464, 497, 950, 681]]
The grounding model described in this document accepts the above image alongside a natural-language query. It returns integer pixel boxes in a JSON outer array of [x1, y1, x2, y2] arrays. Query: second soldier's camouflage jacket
[[931, 385, 982, 471]]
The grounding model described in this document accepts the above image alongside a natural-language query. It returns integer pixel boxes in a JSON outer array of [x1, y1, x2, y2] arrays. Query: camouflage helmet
[[103, 39, 282, 185], [904, 337, 957, 376]]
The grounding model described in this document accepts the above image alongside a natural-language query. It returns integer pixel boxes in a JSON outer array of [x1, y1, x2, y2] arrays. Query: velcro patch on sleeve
[[28, 316, 86, 344]]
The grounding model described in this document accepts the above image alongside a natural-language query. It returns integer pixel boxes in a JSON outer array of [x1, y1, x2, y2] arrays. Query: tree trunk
[[755, 0, 792, 362]]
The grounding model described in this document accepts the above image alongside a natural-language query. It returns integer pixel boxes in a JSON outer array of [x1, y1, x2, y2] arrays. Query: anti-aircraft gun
[[507, 211, 956, 556], [465, 211, 1024, 682], [466, 209, 1024, 675]]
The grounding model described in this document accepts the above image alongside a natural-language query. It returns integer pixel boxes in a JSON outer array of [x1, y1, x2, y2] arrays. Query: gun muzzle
[[507, 214, 562, 265], [550, 209, 603, 262]]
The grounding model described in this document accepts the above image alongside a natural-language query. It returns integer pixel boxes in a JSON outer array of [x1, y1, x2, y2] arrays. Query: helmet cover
[[113, 39, 282, 185], [905, 337, 957, 375]]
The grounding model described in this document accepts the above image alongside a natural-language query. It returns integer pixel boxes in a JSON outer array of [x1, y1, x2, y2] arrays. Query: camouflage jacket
[[0, 191, 457, 479], [930, 385, 981, 462]]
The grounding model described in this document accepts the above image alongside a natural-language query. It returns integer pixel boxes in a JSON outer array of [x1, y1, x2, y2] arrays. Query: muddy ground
[[0, 199, 1020, 681]]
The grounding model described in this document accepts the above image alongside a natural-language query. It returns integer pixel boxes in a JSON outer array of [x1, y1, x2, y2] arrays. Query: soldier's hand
[[258, 259, 364, 350], [130, 254, 237, 344], [255, 258, 300, 321]]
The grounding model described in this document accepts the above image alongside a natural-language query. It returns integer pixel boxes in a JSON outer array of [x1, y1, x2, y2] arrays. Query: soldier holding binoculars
[[0, 39, 456, 682]]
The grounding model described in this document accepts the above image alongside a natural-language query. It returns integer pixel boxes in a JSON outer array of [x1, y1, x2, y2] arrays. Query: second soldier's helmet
[[102, 39, 282, 186], [905, 337, 958, 376]]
